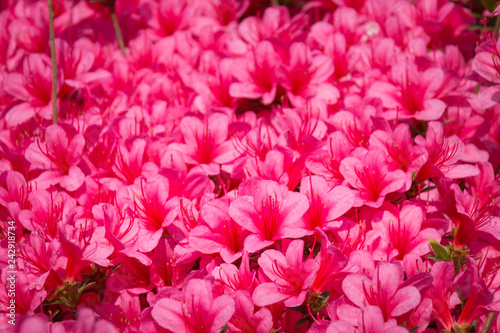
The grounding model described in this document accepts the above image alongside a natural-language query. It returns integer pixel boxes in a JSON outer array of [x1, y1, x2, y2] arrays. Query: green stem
[[110, 3, 126, 57], [481, 312, 497, 333], [47, 0, 58, 124]]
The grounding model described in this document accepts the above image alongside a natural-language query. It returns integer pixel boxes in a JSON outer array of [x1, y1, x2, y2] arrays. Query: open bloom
[[228, 179, 309, 252], [340, 149, 406, 208], [342, 262, 421, 320], [152, 279, 235, 333], [252, 239, 319, 307], [25, 124, 85, 191], [2, 53, 61, 125]]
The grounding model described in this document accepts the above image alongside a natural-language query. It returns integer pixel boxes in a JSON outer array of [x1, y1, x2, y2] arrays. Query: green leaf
[[420, 186, 437, 193], [289, 306, 303, 313], [481, 0, 498, 12], [442, 119, 454, 126], [220, 324, 228, 333], [429, 238, 450, 261], [295, 318, 309, 328], [320, 290, 331, 300], [409, 326, 421, 333]]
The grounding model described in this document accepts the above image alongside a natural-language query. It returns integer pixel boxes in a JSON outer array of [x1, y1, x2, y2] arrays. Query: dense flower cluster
[[1, 0, 500, 332]]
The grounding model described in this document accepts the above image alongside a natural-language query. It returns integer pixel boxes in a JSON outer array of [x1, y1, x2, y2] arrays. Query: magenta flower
[[252, 240, 319, 307], [415, 121, 479, 181], [371, 203, 441, 260], [119, 175, 180, 252], [0, 170, 31, 221], [369, 124, 428, 191], [229, 41, 281, 105], [112, 138, 147, 185], [2, 53, 60, 125], [25, 124, 85, 191], [340, 149, 406, 208], [213, 250, 256, 294], [356, 306, 409, 333], [228, 179, 309, 252], [367, 61, 447, 121], [425, 261, 466, 331], [299, 175, 354, 233], [278, 42, 339, 107], [151, 279, 235, 333], [342, 262, 421, 320], [170, 112, 239, 173], [228, 291, 273, 333], [457, 258, 497, 328], [19, 189, 75, 240], [189, 196, 249, 263], [310, 230, 349, 293], [306, 131, 354, 187], [238, 6, 306, 46]]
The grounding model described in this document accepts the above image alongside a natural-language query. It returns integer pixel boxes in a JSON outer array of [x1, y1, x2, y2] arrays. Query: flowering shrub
[[1, 0, 500, 332]]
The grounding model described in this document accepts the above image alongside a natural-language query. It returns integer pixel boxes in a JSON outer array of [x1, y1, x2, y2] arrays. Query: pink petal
[[252, 283, 289, 307], [151, 299, 186, 333], [391, 286, 421, 317]]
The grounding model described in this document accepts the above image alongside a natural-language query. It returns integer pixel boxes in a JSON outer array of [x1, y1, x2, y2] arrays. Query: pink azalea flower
[[150, 238, 194, 289], [169, 112, 239, 173], [367, 61, 447, 121], [2, 53, 60, 125], [238, 6, 307, 46], [457, 258, 497, 328], [310, 229, 349, 293], [16, 232, 65, 290], [95, 290, 141, 332], [425, 261, 466, 331], [342, 262, 421, 321], [369, 124, 428, 191], [189, 196, 250, 263], [96, 204, 150, 265], [58, 212, 114, 281], [278, 42, 339, 107], [51, 307, 118, 333], [106, 256, 154, 295], [229, 41, 281, 105], [119, 175, 180, 252], [340, 149, 406, 208], [228, 179, 309, 252], [0, 270, 46, 319], [55, 38, 110, 90], [371, 203, 441, 260], [306, 131, 354, 187], [252, 239, 319, 307], [213, 250, 256, 294], [228, 290, 274, 333], [356, 306, 409, 333], [415, 121, 479, 181], [0, 170, 31, 221], [299, 175, 354, 233], [451, 181, 500, 249], [192, 56, 239, 112], [472, 35, 500, 85], [151, 278, 235, 333], [25, 124, 86, 191], [19, 189, 76, 240], [112, 138, 147, 186]]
